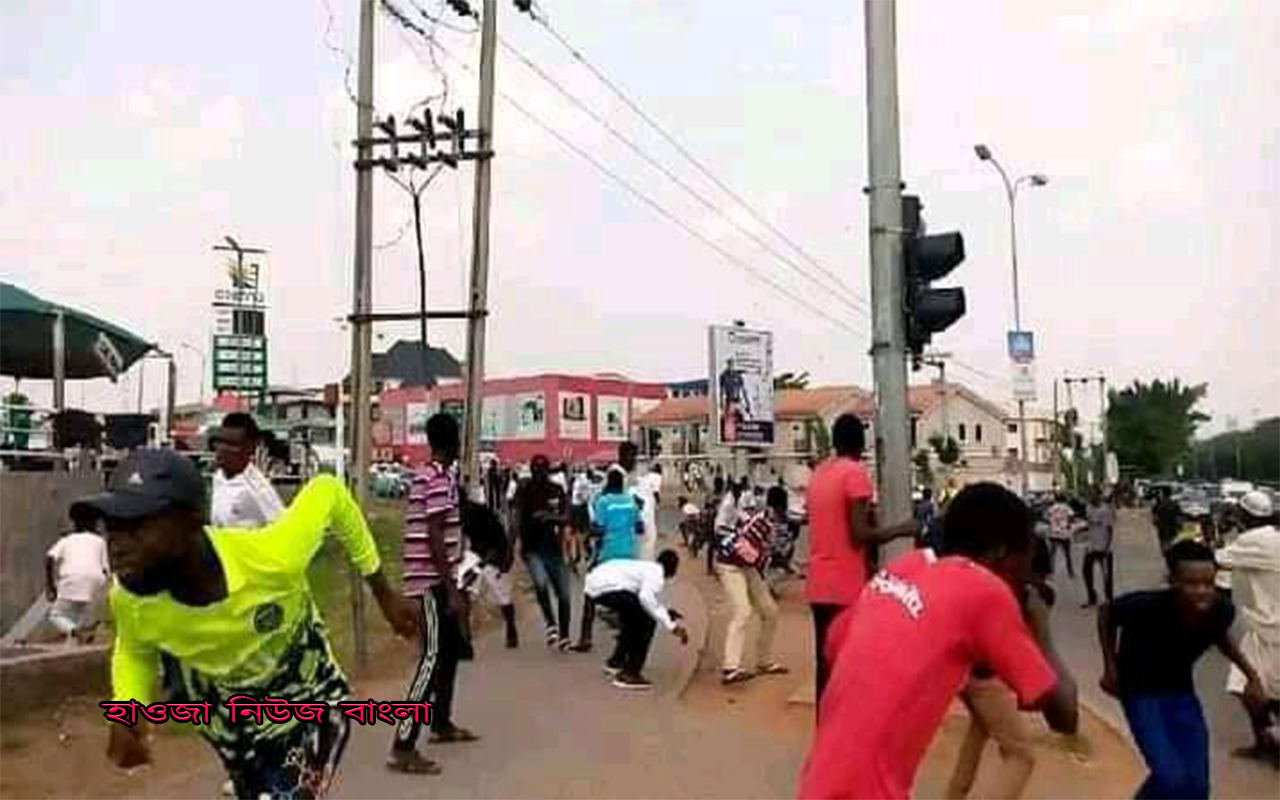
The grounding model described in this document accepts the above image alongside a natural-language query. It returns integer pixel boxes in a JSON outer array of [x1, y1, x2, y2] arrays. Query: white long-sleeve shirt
[[211, 464, 286, 528], [1217, 525, 1280, 641], [583, 559, 676, 631]]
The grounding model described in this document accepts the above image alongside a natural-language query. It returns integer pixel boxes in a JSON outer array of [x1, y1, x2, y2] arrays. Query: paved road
[[1039, 508, 1276, 800], [735, 499, 1276, 798]]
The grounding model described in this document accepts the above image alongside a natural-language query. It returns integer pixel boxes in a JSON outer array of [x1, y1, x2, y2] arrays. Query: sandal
[[756, 663, 790, 676], [386, 749, 442, 775], [431, 726, 480, 744], [721, 668, 755, 686]]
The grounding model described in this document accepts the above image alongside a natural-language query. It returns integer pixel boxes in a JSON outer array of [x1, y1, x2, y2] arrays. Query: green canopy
[[0, 282, 153, 380]]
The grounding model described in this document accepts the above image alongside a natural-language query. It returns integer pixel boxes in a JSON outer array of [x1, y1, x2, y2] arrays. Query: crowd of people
[[55, 406, 1276, 799], [799, 413, 1278, 799]]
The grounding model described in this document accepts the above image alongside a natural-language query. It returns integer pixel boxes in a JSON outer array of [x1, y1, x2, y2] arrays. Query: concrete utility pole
[[461, 0, 498, 494], [347, 0, 377, 671], [863, 0, 912, 544]]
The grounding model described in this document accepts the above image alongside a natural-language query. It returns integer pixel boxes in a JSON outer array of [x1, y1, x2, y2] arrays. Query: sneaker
[[612, 672, 653, 690], [545, 627, 560, 649], [568, 641, 593, 653], [603, 663, 622, 677], [557, 637, 574, 653]]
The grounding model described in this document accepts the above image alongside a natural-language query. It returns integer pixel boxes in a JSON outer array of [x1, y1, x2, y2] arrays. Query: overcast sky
[[2, 0, 1276, 437]]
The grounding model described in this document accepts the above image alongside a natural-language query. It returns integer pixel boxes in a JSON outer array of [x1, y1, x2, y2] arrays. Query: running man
[[512, 454, 573, 650], [799, 483, 1078, 800], [87, 449, 418, 799], [209, 413, 285, 529], [1099, 540, 1267, 798], [45, 504, 109, 644]]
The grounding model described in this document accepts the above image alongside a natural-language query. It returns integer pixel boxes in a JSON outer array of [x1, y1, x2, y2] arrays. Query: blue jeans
[[1122, 692, 1210, 799], [524, 548, 572, 640]]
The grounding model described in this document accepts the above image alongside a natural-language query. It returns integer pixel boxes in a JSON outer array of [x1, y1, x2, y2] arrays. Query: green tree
[[928, 434, 960, 466], [1190, 417, 1280, 483], [1104, 379, 1209, 477]]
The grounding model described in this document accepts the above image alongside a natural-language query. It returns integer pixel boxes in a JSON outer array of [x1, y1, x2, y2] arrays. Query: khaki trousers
[[945, 677, 1037, 800], [717, 563, 778, 672]]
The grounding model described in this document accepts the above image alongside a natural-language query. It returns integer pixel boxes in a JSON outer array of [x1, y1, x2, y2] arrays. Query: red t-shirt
[[798, 550, 1057, 800], [804, 457, 875, 605]]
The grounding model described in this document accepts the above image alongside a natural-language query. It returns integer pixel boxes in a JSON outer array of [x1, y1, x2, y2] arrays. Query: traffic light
[[902, 195, 966, 366]]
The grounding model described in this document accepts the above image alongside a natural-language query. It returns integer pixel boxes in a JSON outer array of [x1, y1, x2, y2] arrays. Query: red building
[[376, 373, 667, 466]]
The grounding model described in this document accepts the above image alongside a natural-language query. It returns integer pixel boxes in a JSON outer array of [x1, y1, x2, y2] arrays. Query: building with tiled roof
[[635, 380, 1055, 493]]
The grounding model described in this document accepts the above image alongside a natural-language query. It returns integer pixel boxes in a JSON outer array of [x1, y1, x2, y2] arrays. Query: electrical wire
[[525, 9, 868, 313], [321, 0, 365, 111], [495, 89, 864, 339], [390, 25, 868, 339], [496, 34, 871, 319]]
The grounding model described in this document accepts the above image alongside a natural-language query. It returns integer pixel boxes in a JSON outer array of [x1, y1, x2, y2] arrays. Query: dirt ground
[[0, 598, 503, 800], [3, 546, 1147, 800], [684, 567, 1147, 799]]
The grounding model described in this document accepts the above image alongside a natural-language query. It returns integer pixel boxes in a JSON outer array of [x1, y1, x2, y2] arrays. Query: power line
[[394, 29, 869, 339], [497, 89, 865, 339], [496, 34, 871, 318], [525, 9, 868, 313]]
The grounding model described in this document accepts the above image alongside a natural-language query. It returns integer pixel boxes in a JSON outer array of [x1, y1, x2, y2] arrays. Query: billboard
[[514, 392, 546, 440], [559, 391, 591, 440], [211, 251, 268, 398], [405, 402, 432, 445], [597, 396, 629, 442], [709, 325, 774, 446]]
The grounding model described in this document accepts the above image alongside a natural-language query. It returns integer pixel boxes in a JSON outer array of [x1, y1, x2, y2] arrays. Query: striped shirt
[[403, 461, 465, 596]]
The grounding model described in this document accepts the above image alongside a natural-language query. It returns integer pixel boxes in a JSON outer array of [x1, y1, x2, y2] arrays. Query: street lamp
[[975, 143, 1049, 497], [180, 342, 207, 406]]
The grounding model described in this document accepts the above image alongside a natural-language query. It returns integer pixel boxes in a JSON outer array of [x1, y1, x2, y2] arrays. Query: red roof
[[637, 386, 872, 425], [637, 383, 995, 426]]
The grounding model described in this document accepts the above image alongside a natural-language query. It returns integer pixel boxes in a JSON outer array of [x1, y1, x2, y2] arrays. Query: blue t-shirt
[[593, 492, 640, 562]]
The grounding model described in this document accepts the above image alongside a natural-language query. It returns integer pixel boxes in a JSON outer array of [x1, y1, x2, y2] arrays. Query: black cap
[[72, 448, 205, 521]]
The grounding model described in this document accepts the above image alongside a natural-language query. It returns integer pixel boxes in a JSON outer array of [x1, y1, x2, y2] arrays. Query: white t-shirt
[[715, 492, 741, 533], [635, 471, 661, 527], [47, 532, 109, 602], [211, 464, 286, 528], [572, 474, 593, 506]]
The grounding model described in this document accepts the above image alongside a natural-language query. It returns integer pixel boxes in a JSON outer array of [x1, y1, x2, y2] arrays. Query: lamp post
[[975, 143, 1048, 497], [180, 342, 207, 406]]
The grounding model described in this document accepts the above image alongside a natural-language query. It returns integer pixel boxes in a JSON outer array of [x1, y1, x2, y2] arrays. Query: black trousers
[[393, 586, 463, 751], [1083, 551, 1114, 605], [594, 591, 656, 675], [1048, 537, 1075, 577], [811, 603, 846, 718]]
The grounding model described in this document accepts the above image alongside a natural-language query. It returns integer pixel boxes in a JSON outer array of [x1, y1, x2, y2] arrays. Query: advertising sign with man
[[708, 324, 774, 446]]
